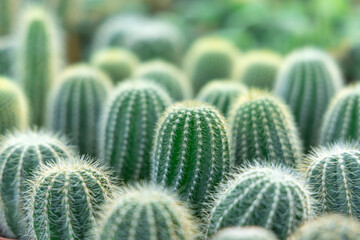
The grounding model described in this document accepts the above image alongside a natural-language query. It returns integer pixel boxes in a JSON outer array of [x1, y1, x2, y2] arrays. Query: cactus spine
[[94, 185, 197, 240], [213, 227, 278, 240], [48, 64, 112, 156]]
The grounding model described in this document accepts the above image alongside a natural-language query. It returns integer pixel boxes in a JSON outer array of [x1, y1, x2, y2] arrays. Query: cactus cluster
[[0, 37, 14, 77], [213, 227, 278, 240]]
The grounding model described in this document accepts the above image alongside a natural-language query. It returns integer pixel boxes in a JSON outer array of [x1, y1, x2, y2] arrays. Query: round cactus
[[0, 0, 19, 36], [274, 47, 344, 150], [229, 90, 302, 167], [151, 101, 231, 212], [94, 185, 197, 240], [135, 60, 192, 101], [23, 157, 115, 240], [0, 37, 14, 77], [91, 48, 139, 84], [213, 227, 278, 240], [206, 164, 313, 240], [196, 80, 247, 117], [0, 131, 75, 238], [99, 81, 172, 182]]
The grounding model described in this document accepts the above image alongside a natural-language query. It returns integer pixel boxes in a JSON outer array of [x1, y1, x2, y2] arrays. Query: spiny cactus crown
[[213, 226, 278, 240]]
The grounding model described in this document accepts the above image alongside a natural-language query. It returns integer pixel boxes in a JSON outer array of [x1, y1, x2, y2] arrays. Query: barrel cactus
[[0, 131, 75, 238], [206, 164, 313, 240], [94, 185, 197, 240], [99, 81, 172, 182], [0, 0, 19, 36], [274, 47, 344, 150], [48, 64, 112, 156], [213, 227, 278, 240], [0, 37, 14, 77]]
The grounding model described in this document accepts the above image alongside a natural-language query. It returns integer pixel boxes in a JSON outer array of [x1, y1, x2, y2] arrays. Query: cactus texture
[[0, 37, 14, 77], [91, 48, 139, 84], [99, 81, 172, 182], [16, 6, 62, 127], [135, 60, 192, 101], [48, 65, 112, 156], [274, 48, 344, 150], [206, 165, 313, 240], [23, 157, 115, 240], [94, 185, 197, 240], [213, 227, 278, 240], [151, 101, 231, 211], [229, 90, 302, 167], [0, 131, 75, 238], [196, 80, 247, 117], [185, 37, 239, 93], [0, 0, 19, 36]]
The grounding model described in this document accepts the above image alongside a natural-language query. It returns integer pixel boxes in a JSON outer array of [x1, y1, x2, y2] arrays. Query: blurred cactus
[[213, 227, 278, 240], [337, 41, 360, 83], [0, 0, 20, 36], [0, 37, 14, 77]]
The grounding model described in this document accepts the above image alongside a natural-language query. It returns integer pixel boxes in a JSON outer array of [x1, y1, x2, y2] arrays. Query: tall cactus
[[48, 64, 112, 156], [0, 37, 14, 77], [213, 227, 278, 240], [274, 47, 344, 150], [0, 0, 20, 36], [151, 101, 231, 212], [229, 90, 302, 167], [94, 185, 197, 240], [0, 131, 75, 238], [99, 81, 172, 182]]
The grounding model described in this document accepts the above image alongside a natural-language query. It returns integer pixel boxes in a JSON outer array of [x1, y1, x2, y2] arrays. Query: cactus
[[213, 227, 278, 240], [151, 101, 231, 212], [94, 185, 197, 240], [135, 60, 192, 101], [274, 47, 344, 150], [338, 41, 360, 83], [91, 48, 139, 84], [0, 0, 19, 36], [99, 81, 172, 182], [16, 6, 62, 127], [206, 164, 313, 240], [0, 131, 75, 238], [228, 90, 302, 167], [196, 80, 247, 117], [23, 157, 115, 240], [185, 37, 239, 93], [0, 37, 14, 77]]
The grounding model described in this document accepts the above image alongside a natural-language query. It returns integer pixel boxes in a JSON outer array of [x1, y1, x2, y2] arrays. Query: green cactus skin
[[213, 227, 278, 240], [274, 48, 344, 150], [135, 60, 192, 101], [206, 165, 313, 240], [16, 6, 62, 127], [99, 81, 172, 182], [290, 214, 360, 240], [91, 48, 139, 84], [228, 90, 302, 167], [0, 131, 75, 238], [196, 80, 247, 117], [94, 185, 197, 240], [0, 0, 19, 36], [23, 157, 115, 240], [185, 37, 239, 93], [48, 64, 112, 156], [151, 101, 231, 212], [0, 37, 14, 77]]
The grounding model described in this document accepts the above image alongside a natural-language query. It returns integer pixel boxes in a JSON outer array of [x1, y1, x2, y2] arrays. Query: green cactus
[[135, 60, 192, 101], [0, 131, 75, 238], [213, 227, 278, 240], [206, 164, 313, 240], [48, 64, 112, 156], [91, 48, 139, 84], [274, 47, 344, 150], [23, 157, 115, 240], [196, 80, 247, 117], [99, 81, 172, 182], [94, 185, 197, 240], [228, 90, 302, 167], [0, 37, 14, 77], [0, 0, 19, 36], [151, 101, 231, 212]]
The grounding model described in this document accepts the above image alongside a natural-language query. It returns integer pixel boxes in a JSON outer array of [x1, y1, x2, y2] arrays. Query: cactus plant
[[0, 37, 14, 77], [0, 131, 75, 238], [229, 90, 302, 167], [0, 0, 20, 36], [196, 80, 247, 117], [274, 47, 344, 150], [94, 185, 197, 240], [206, 164, 313, 240], [213, 227, 278, 240], [151, 101, 231, 212], [48, 64, 112, 156], [23, 157, 115, 240], [135, 60, 192, 101], [337, 41, 360, 83], [99, 81, 172, 182]]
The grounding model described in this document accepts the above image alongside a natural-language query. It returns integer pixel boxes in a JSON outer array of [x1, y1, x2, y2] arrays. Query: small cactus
[[151, 101, 231, 212], [94, 185, 197, 240], [0, 131, 75, 238], [0, 0, 19, 36], [213, 227, 278, 240], [206, 164, 313, 240], [229, 90, 302, 167], [0, 37, 14, 77], [274, 47, 344, 150], [99, 81, 172, 182], [47, 64, 112, 156], [196, 80, 247, 117]]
